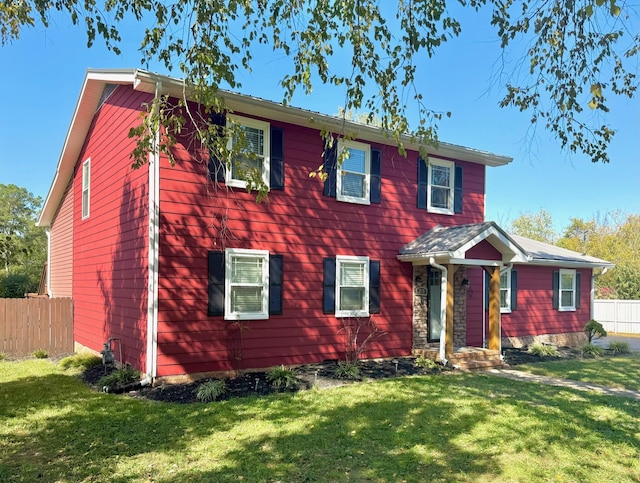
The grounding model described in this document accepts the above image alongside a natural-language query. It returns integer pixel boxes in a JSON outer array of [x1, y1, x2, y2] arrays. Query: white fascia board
[[517, 259, 615, 269], [396, 252, 453, 264], [451, 226, 528, 262], [449, 258, 503, 267]]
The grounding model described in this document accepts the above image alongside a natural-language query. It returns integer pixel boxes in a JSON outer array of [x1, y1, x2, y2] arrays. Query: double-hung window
[[500, 269, 511, 313], [227, 115, 270, 190], [82, 158, 90, 219], [559, 269, 576, 311], [335, 255, 370, 317], [225, 248, 269, 320], [427, 158, 454, 214], [337, 140, 371, 204]]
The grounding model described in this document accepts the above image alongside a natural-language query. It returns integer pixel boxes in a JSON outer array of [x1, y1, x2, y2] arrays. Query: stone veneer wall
[[412, 266, 428, 350], [502, 332, 588, 348], [453, 267, 468, 348]]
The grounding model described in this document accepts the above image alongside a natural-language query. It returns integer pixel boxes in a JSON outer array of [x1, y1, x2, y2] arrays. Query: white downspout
[[591, 267, 609, 320], [46, 228, 52, 297], [144, 80, 162, 386], [429, 257, 448, 366]]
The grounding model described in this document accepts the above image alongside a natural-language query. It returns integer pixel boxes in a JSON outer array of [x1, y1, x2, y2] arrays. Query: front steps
[[414, 346, 503, 370]]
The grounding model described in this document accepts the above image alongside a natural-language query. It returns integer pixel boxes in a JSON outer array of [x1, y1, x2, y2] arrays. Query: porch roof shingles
[[399, 221, 500, 257]]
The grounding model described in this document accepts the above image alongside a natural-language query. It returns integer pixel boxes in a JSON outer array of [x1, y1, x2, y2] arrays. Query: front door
[[428, 269, 442, 342]]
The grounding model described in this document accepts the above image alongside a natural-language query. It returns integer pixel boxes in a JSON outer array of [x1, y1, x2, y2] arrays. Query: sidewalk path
[[482, 368, 640, 401]]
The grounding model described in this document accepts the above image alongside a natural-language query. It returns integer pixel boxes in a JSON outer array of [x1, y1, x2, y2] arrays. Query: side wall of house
[[156, 111, 487, 377], [49, 178, 74, 297], [501, 265, 592, 347], [73, 85, 151, 371]]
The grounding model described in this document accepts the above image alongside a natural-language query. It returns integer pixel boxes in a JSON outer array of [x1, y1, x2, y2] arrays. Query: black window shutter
[[417, 157, 428, 209], [510, 269, 518, 311], [575, 272, 581, 309], [454, 165, 463, 214], [323, 258, 336, 314], [269, 254, 283, 315], [270, 127, 285, 190], [370, 148, 382, 204], [552, 271, 560, 310], [207, 113, 226, 183], [323, 141, 337, 197], [208, 251, 225, 316], [369, 260, 381, 314]]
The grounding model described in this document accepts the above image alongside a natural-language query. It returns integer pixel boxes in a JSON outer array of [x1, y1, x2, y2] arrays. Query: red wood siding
[[466, 240, 502, 261], [50, 179, 73, 297], [72, 86, 151, 372], [156, 112, 487, 376], [501, 265, 592, 338]]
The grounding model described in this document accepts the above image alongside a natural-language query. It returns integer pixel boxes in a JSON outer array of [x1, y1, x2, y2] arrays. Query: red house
[[38, 69, 612, 382]]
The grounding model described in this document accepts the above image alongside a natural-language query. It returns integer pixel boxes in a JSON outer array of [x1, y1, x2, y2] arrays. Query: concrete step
[[454, 359, 504, 370]]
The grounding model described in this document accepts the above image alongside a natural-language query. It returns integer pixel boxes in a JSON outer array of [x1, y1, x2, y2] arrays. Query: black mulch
[[81, 347, 584, 404]]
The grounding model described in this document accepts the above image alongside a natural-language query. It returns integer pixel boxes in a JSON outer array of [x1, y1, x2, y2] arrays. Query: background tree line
[[508, 209, 640, 299], [0, 184, 47, 297]]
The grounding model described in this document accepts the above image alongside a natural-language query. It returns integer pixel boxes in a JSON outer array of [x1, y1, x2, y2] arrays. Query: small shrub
[[527, 342, 559, 357], [98, 365, 140, 389], [414, 355, 437, 369], [59, 353, 102, 370], [32, 349, 48, 359], [581, 343, 604, 358], [608, 341, 631, 354], [335, 361, 361, 380], [195, 379, 227, 402], [0, 352, 7, 361], [267, 365, 298, 389], [584, 319, 607, 344]]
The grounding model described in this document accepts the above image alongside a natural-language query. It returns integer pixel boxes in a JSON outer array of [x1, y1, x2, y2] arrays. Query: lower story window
[[559, 269, 576, 311], [336, 255, 370, 317], [225, 248, 269, 320]]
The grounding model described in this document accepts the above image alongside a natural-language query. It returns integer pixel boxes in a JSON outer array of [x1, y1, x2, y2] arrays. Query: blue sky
[[0, 7, 638, 233]]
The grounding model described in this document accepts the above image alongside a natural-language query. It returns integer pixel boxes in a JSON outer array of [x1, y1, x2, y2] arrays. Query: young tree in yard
[[0, 184, 46, 296], [1, 0, 637, 177]]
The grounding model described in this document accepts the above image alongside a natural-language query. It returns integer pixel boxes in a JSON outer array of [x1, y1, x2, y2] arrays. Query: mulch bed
[[81, 347, 585, 404]]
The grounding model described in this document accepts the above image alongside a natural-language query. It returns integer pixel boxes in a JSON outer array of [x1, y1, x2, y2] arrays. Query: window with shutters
[[337, 140, 371, 205], [81, 158, 90, 219], [226, 115, 270, 190], [559, 269, 576, 311], [336, 255, 370, 317], [500, 268, 511, 313], [427, 158, 454, 214], [224, 248, 269, 320]]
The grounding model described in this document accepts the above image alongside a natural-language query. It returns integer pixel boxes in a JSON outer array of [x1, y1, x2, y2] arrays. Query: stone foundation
[[453, 267, 468, 348], [502, 331, 588, 349], [412, 266, 429, 350]]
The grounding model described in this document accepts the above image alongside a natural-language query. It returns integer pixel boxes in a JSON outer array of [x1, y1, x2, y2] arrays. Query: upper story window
[[225, 248, 270, 320], [82, 158, 90, 219], [226, 115, 270, 190], [335, 255, 370, 317], [337, 140, 371, 205], [559, 269, 577, 311], [427, 158, 455, 214]]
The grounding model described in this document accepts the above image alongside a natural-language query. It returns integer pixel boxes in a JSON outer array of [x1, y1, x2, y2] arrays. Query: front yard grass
[[1, 359, 639, 482], [514, 353, 640, 392]]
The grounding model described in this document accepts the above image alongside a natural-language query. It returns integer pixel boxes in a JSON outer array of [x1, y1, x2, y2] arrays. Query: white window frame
[[335, 255, 370, 318], [427, 158, 454, 215], [336, 139, 371, 205], [500, 268, 511, 314], [226, 115, 270, 190], [559, 269, 577, 312], [224, 248, 269, 320], [82, 158, 90, 220]]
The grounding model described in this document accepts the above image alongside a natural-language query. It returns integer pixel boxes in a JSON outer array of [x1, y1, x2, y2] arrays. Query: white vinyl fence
[[593, 300, 640, 334]]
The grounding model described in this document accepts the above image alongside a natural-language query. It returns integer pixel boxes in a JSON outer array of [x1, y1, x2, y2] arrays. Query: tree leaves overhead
[[2, 0, 637, 165]]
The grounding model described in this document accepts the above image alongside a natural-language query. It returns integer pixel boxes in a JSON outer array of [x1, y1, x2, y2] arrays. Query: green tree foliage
[[0, 184, 46, 296], [509, 209, 557, 244], [1, 0, 637, 170]]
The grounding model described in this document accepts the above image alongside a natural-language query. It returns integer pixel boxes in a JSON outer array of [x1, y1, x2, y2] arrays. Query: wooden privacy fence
[[593, 300, 640, 335], [0, 298, 73, 357]]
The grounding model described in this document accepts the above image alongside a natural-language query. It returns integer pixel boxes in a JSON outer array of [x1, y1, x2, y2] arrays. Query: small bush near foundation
[[584, 319, 607, 344], [59, 353, 102, 370], [581, 344, 604, 358], [528, 342, 559, 357], [608, 341, 631, 354], [98, 365, 140, 389], [267, 365, 298, 389], [414, 355, 437, 369], [195, 379, 227, 402], [32, 349, 48, 359], [335, 361, 361, 380]]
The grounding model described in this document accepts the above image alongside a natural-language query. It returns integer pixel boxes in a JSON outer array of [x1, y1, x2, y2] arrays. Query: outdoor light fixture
[[461, 278, 470, 287]]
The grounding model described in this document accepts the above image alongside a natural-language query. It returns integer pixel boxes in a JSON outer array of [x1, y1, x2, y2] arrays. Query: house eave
[[518, 259, 615, 269]]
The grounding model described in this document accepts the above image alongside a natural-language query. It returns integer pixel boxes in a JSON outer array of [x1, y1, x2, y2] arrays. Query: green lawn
[[515, 353, 640, 391], [1, 359, 639, 482]]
